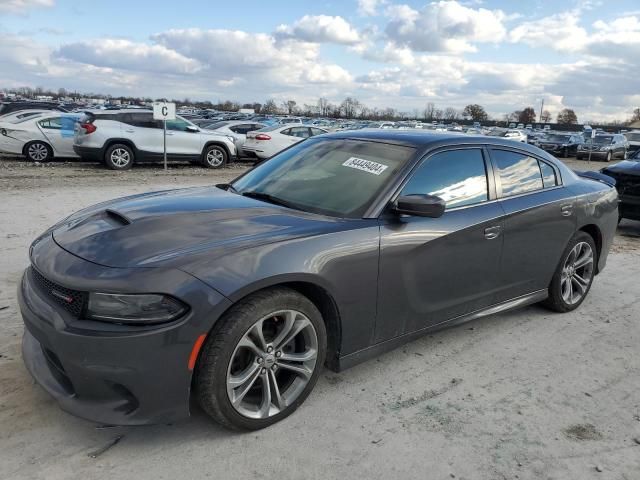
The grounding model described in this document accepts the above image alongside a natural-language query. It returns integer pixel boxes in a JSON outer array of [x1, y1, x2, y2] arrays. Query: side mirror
[[392, 194, 446, 218], [186, 125, 199, 133]]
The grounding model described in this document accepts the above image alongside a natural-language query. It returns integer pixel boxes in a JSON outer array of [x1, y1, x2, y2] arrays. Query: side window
[[539, 161, 558, 188], [289, 127, 311, 138], [492, 149, 543, 197], [165, 118, 191, 131], [310, 128, 326, 136], [401, 149, 488, 209], [281, 128, 293, 136], [39, 118, 62, 129]]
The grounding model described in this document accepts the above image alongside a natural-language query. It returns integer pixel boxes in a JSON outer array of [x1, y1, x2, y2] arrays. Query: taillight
[[254, 134, 271, 141], [81, 123, 96, 134]]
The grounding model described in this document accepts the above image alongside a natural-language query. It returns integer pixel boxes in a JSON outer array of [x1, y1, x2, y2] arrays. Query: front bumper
[[18, 235, 231, 425], [576, 150, 610, 159]]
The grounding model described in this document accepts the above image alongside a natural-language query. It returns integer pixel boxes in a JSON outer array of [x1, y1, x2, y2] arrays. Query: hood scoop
[[105, 209, 131, 226]]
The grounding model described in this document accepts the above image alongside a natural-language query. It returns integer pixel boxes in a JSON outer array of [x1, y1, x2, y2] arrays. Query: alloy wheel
[[28, 143, 48, 162], [560, 241, 594, 305], [206, 148, 224, 167], [110, 148, 131, 167], [226, 309, 318, 419]]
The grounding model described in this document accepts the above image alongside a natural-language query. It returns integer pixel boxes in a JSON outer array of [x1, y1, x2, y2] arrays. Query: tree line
[[3, 86, 639, 126]]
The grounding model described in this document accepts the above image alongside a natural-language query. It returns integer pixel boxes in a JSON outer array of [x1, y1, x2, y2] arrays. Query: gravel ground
[[1, 155, 639, 480]]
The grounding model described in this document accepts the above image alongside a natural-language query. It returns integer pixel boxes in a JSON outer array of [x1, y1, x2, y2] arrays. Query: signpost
[[153, 102, 176, 171]]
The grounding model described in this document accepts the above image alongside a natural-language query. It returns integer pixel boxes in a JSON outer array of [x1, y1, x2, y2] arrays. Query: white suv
[[73, 109, 237, 170]]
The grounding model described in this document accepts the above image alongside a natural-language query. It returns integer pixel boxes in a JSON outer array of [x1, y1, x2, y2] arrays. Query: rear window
[[204, 121, 231, 130]]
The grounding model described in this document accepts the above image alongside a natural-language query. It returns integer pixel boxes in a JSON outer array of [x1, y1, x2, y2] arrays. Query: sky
[[0, 0, 639, 122]]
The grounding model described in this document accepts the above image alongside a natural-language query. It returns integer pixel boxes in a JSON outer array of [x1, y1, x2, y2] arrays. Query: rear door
[[38, 117, 75, 156], [120, 112, 163, 159], [489, 147, 576, 301]]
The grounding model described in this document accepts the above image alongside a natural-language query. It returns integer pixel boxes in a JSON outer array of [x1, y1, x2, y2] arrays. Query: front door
[[375, 147, 505, 342]]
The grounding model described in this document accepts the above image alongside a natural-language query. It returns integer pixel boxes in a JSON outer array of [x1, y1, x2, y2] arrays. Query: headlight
[[600, 146, 610, 151], [86, 293, 188, 324]]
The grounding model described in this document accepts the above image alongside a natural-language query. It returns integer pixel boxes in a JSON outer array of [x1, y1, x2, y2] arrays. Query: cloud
[[0, 0, 53, 14], [275, 15, 361, 45], [509, 11, 589, 52], [357, 0, 385, 16], [56, 39, 202, 74], [384, 1, 507, 53]]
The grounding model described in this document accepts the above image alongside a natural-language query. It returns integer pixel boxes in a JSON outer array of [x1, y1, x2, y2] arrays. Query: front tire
[[195, 287, 327, 430], [542, 231, 597, 313], [605, 151, 612, 162], [104, 144, 134, 170], [202, 145, 227, 169], [25, 141, 52, 162]]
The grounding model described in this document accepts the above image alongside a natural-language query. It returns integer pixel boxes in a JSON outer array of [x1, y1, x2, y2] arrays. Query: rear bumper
[[73, 145, 103, 162]]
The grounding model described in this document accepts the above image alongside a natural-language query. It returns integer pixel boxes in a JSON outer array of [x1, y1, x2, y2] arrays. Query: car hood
[[602, 160, 640, 176], [51, 186, 349, 268]]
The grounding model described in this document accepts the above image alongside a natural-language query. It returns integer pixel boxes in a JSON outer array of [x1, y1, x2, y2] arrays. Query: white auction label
[[342, 157, 389, 175]]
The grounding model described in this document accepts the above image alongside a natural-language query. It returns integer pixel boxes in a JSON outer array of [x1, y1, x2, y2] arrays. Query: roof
[[323, 128, 545, 154]]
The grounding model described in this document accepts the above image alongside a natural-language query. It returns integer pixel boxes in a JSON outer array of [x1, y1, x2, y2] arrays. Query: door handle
[[561, 204, 573, 217], [484, 226, 501, 240], [124, 129, 135, 133], [166, 132, 175, 136]]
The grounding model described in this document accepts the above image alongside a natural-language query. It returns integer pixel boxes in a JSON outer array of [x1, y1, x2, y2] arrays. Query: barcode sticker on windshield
[[342, 157, 388, 175]]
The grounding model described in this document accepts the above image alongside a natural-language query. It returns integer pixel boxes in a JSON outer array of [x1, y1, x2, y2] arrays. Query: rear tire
[[542, 231, 597, 313], [104, 144, 134, 170], [24, 141, 52, 162], [195, 287, 327, 430], [202, 145, 227, 169]]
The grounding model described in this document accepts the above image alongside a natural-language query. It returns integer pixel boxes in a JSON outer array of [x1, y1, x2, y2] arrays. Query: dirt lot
[[1, 155, 639, 480]]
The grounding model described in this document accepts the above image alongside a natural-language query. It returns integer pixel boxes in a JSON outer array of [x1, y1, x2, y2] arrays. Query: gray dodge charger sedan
[[18, 131, 618, 430]]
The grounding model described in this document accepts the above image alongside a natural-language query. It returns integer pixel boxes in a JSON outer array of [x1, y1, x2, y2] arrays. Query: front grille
[[30, 267, 87, 317]]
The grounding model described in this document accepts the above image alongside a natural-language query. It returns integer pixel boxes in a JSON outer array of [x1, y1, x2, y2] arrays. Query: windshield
[[625, 132, 640, 142], [203, 121, 230, 130], [592, 136, 613, 145], [487, 130, 506, 137], [232, 138, 415, 218], [546, 134, 572, 142]]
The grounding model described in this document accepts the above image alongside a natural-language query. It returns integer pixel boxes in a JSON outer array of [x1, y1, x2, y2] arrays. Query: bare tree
[[423, 102, 436, 121], [444, 107, 459, 121], [317, 97, 330, 117], [340, 97, 361, 118], [262, 99, 278, 114]]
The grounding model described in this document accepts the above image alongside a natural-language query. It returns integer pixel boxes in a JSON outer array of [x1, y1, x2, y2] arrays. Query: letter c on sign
[[162, 106, 168, 117]]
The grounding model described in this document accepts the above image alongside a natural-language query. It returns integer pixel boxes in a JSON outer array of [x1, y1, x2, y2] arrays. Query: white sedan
[[0, 113, 81, 161], [242, 124, 328, 159], [201, 120, 266, 157]]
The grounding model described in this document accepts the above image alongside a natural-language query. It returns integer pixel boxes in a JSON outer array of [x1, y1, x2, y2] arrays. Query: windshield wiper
[[216, 183, 239, 194], [241, 191, 299, 210]]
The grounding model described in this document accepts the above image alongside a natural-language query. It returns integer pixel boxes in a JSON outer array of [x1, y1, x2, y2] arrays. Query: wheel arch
[[578, 223, 603, 273], [22, 139, 53, 158], [205, 275, 343, 372], [202, 141, 232, 162], [103, 138, 138, 158]]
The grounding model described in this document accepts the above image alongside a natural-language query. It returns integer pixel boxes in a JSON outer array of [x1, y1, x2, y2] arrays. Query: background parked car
[[242, 124, 328, 159], [538, 133, 584, 158], [73, 109, 237, 170], [200, 120, 266, 157], [576, 134, 629, 161], [623, 130, 640, 154], [0, 112, 80, 161], [0, 101, 68, 117], [601, 149, 640, 221], [0, 109, 52, 123]]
